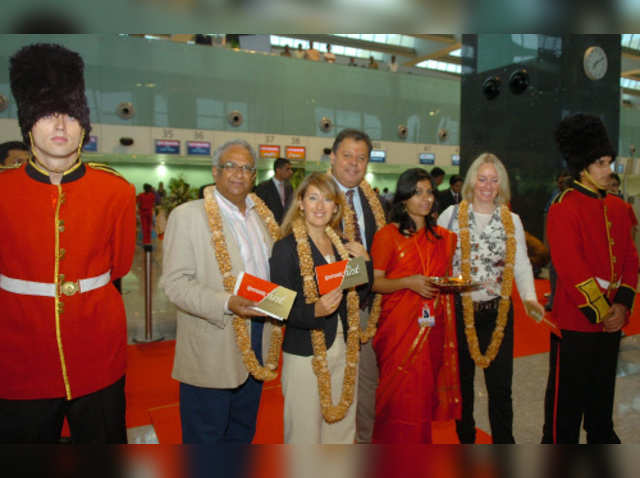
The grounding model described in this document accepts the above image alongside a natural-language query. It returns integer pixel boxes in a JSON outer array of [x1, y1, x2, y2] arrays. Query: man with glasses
[[161, 140, 275, 443], [254, 157, 294, 224]]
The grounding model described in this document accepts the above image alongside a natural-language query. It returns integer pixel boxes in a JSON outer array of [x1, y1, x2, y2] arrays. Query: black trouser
[[541, 330, 621, 444], [0, 376, 127, 444], [455, 296, 515, 444]]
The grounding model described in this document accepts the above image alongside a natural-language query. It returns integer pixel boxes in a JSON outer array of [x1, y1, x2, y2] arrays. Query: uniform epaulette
[[0, 163, 21, 172], [85, 162, 127, 181], [552, 188, 573, 205]]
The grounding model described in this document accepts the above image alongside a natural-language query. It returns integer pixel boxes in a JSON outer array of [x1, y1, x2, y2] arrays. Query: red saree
[[371, 223, 461, 443]]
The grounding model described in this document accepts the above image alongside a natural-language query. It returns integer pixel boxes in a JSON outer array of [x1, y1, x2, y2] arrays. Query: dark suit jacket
[[356, 186, 379, 252], [254, 178, 293, 224], [269, 233, 373, 356], [437, 188, 460, 214]]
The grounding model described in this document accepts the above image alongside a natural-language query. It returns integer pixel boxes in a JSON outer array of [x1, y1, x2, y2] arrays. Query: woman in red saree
[[371, 168, 461, 443]]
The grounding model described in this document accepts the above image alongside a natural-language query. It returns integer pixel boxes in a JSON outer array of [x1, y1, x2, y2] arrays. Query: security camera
[[120, 137, 134, 146], [397, 124, 408, 139], [0, 94, 8, 113], [228, 111, 243, 127], [482, 76, 501, 100], [320, 116, 333, 132], [116, 102, 135, 119]]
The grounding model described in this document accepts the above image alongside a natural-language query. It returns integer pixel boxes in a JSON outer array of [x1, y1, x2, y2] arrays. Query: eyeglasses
[[218, 161, 256, 174]]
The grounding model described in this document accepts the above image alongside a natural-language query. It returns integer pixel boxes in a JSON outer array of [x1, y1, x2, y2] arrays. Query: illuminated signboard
[[187, 141, 211, 156], [82, 135, 98, 152], [155, 139, 180, 155], [259, 145, 281, 159], [451, 154, 460, 166], [370, 150, 386, 163], [419, 152, 435, 165], [285, 146, 306, 160]]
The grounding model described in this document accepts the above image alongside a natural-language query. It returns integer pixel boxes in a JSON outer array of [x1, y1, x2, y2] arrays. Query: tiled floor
[[123, 239, 640, 443]]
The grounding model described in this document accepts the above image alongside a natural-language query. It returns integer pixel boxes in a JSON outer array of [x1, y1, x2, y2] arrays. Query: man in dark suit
[[254, 157, 294, 224], [438, 174, 463, 213], [330, 128, 386, 443]]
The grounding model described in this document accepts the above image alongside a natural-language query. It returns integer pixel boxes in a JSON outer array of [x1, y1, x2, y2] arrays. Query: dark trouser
[[455, 296, 515, 444], [541, 329, 621, 444], [0, 376, 127, 444], [180, 319, 264, 444]]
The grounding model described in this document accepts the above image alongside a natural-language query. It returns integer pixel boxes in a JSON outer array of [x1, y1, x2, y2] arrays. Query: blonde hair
[[281, 172, 345, 237], [461, 152, 511, 206]]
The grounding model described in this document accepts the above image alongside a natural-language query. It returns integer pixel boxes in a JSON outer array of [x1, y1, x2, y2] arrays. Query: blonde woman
[[437, 153, 544, 443], [269, 172, 373, 443]]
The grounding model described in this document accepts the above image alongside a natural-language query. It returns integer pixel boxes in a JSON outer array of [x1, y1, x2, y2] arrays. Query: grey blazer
[[160, 198, 274, 388]]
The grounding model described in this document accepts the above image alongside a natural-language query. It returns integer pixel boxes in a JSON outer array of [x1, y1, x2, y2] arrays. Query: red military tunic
[[0, 159, 136, 400], [547, 181, 638, 331]]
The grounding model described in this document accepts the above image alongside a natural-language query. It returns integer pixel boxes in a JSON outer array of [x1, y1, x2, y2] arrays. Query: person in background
[[270, 172, 372, 443], [294, 44, 305, 59], [438, 174, 463, 214], [371, 168, 460, 443], [155, 181, 166, 203], [137, 183, 156, 247], [0, 141, 29, 168], [281, 45, 292, 57], [348, 57, 357, 67], [608, 172, 638, 239], [324, 44, 336, 63], [543, 113, 638, 444], [0, 43, 136, 444], [437, 152, 544, 444], [254, 157, 294, 224], [388, 55, 398, 73], [305, 41, 321, 61], [368, 56, 379, 70]]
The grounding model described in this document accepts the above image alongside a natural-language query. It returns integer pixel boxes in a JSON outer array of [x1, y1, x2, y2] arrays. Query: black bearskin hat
[[10, 43, 91, 146], [554, 113, 616, 177]]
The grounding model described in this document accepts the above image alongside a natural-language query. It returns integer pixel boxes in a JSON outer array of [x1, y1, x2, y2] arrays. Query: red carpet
[[125, 278, 640, 444]]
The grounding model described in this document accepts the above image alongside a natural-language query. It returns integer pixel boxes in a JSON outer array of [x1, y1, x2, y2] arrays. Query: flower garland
[[292, 217, 361, 423], [328, 172, 386, 344], [203, 186, 283, 381], [458, 200, 515, 369]]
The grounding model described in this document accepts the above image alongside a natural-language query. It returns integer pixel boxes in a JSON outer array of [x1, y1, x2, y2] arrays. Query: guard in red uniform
[[0, 43, 136, 443], [137, 183, 156, 246], [542, 113, 638, 444]]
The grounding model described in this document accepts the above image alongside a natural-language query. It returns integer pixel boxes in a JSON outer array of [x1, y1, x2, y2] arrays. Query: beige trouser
[[356, 308, 379, 443], [281, 321, 357, 444]]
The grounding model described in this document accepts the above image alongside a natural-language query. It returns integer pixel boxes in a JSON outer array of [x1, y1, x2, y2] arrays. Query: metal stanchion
[[134, 244, 164, 343]]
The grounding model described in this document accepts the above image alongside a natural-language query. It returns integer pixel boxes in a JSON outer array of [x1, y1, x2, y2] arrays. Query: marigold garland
[[203, 186, 283, 381], [327, 171, 386, 344], [458, 200, 515, 369], [292, 217, 361, 423]]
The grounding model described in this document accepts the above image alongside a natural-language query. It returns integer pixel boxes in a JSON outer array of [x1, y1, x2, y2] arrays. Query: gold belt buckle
[[61, 280, 80, 296]]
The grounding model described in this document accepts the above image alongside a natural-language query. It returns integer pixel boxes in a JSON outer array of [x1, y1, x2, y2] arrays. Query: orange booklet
[[316, 256, 369, 295], [233, 272, 296, 321]]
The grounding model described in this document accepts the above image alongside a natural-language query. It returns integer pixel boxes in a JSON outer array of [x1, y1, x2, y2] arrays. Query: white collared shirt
[[215, 190, 270, 281], [272, 177, 285, 205], [336, 182, 367, 250]]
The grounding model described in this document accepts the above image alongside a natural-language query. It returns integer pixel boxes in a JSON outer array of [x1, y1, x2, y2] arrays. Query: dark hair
[[0, 141, 28, 164], [449, 174, 463, 186], [390, 168, 440, 239], [430, 167, 445, 178], [143, 183, 153, 193], [332, 129, 373, 156], [273, 157, 291, 171], [610, 172, 621, 184], [323, 147, 332, 155]]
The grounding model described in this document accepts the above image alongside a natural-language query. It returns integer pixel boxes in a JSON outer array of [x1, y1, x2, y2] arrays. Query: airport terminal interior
[[2, 34, 640, 444]]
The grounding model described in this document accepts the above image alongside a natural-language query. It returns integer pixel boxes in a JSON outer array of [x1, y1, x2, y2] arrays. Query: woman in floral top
[[437, 153, 545, 443]]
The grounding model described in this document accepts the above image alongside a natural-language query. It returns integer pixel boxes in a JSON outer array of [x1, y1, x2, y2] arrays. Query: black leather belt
[[473, 297, 501, 312]]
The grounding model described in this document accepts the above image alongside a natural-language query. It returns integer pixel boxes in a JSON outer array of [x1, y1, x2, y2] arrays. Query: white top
[[437, 204, 537, 303], [389, 61, 398, 72]]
